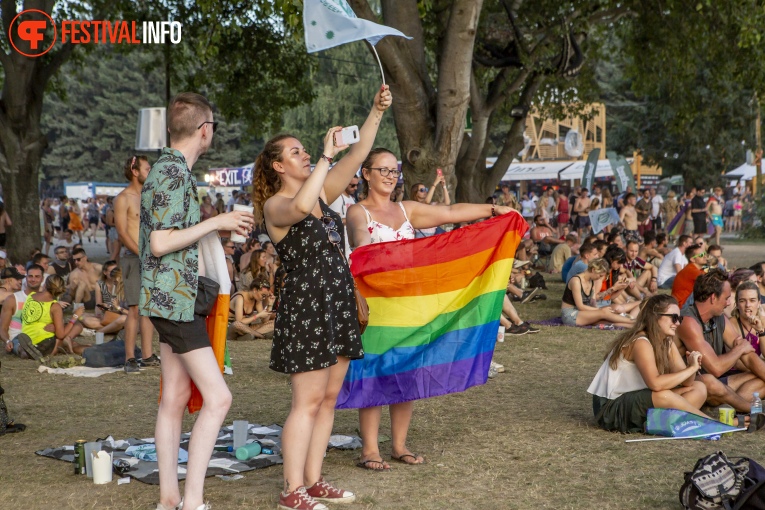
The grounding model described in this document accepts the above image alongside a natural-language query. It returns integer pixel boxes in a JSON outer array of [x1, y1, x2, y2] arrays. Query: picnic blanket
[[530, 317, 627, 330], [36, 422, 361, 484]]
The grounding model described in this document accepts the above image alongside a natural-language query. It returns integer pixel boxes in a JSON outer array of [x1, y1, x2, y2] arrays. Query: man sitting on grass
[[657, 235, 692, 289], [675, 269, 765, 413], [549, 234, 578, 274], [671, 244, 707, 308]]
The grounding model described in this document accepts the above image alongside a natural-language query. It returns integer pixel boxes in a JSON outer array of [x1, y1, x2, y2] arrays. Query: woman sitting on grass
[[561, 258, 635, 327], [80, 262, 127, 335], [730, 281, 765, 357], [587, 295, 708, 433], [237, 248, 272, 291], [13, 275, 87, 360], [228, 279, 276, 340]]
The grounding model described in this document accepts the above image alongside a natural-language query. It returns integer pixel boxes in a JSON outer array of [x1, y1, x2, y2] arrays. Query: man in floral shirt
[[139, 92, 253, 510]]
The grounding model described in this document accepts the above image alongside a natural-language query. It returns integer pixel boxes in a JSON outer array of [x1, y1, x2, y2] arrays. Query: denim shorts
[[562, 306, 579, 326]]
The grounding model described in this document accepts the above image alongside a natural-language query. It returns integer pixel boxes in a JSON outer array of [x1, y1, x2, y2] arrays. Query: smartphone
[[437, 168, 443, 177], [334, 125, 360, 146]]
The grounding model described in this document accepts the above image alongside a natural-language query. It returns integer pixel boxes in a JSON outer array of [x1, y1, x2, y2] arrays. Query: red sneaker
[[277, 487, 327, 510], [305, 478, 356, 504]]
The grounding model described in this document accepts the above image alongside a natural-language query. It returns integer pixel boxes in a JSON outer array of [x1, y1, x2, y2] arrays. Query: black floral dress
[[270, 199, 363, 374]]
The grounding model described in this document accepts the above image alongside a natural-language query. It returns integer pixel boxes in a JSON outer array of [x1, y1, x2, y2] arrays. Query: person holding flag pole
[[252, 83, 392, 510]]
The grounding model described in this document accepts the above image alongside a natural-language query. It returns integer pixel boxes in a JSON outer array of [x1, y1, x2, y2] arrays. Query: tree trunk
[[0, 1, 75, 262]]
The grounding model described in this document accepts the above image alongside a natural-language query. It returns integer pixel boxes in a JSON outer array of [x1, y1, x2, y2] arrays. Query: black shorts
[[150, 315, 210, 354]]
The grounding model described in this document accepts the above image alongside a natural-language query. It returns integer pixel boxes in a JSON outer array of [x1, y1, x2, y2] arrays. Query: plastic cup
[[95, 332, 104, 345], [230, 204, 254, 243], [84, 442, 101, 477], [233, 420, 248, 449]]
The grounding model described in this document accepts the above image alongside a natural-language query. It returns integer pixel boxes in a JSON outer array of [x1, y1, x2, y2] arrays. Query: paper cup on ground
[[233, 420, 249, 449], [95, 332, 104, 345], [84, 441, 101, 477], [92, 451, 113, 484], [230, 204, 254, 243]]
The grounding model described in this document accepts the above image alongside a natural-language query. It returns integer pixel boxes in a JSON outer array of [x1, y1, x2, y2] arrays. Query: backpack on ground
[[680, 451, 765, 510], [528, 272, 547, 290]]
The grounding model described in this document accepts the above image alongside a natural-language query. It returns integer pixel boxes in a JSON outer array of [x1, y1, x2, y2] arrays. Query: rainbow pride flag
[[336, 212, 528, 409]]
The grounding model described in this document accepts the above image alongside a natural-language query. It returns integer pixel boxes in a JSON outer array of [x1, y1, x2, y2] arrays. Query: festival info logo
[[9, 9, 181, 58], [9, 9, 56, 57]]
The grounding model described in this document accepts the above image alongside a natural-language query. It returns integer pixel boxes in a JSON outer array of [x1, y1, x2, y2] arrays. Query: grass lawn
[[1, 244, 765, 509]]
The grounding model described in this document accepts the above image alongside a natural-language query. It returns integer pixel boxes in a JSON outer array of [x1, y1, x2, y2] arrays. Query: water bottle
[[752, 392, 762, 415]]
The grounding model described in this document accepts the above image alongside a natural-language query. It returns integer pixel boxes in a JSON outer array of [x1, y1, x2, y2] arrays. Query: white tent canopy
[[559, 160, 616, 180], [726, 163, 757, 181], [500, 160, 575, 181]]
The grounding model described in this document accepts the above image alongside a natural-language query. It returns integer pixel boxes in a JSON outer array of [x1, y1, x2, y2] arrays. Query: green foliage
[[41, 47, 262, 188], [278, 44, 399, 158], [598, 3, 764, 186]]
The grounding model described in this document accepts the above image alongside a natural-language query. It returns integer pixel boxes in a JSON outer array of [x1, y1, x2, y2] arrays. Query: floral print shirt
[[139, 147, 200, 322]]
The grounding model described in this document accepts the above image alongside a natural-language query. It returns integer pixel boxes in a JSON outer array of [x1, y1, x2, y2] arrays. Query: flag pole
[[370, 44, 386, 86], [624, 428, 747, 442]]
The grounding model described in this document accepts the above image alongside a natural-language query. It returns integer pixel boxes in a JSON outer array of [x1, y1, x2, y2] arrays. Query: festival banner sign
[[607, 151, 636, 193], [580, 148, 600, 193], [336, 213, 528, 409], [303, 0, 411, 53]]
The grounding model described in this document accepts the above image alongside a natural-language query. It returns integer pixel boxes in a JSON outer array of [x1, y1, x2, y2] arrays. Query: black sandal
[[391, 453, 424, 465], [356, 458, 390, 471]]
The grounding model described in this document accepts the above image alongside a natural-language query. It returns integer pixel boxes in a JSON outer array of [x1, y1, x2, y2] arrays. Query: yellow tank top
[[21, 294, 57, 345]]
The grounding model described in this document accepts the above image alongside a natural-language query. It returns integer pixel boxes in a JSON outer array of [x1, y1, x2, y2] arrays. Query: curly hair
[[359, 148, 397, 198], [606, 294, 678, 375], [251, 134, 295, 225]]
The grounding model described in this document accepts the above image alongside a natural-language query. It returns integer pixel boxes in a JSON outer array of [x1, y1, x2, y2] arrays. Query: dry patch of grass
[[1, 245, 764, 509]]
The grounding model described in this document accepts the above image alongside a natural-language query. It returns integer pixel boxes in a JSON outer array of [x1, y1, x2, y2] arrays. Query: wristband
[[320, 154, 333, 165], [491, 205, 496, 217]]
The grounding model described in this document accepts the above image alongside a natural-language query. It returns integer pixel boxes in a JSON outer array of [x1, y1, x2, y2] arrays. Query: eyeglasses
[[658, 313, 684, 324], [691, 252, 707, 259], [197, 121, 219, 133], [418, 187, 428, 193], [320, 216, 342, 247], [369, 167, 401, 178]]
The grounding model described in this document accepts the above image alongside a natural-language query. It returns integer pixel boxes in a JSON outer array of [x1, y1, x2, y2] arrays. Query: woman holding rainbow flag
[[345, 148, 516, 471], [252, 85, 391, 510]]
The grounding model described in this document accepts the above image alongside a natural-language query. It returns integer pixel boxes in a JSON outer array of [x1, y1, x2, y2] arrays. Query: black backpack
[[680, 451, 765, 510], [528, 272, 547, 290]]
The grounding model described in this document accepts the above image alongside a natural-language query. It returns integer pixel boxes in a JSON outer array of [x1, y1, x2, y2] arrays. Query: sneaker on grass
[[305, 478, 355, 504], [140, 354, 161, 367], [278, 487, 327, 510], [124, 358, 140, 374], [520, 287, 541, 304], [507, 323, 529, 336], [519, 322, 540, 334]]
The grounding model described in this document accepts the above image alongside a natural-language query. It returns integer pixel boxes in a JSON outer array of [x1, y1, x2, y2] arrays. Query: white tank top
[[587, 337, 650, 399], [359, 202, 415, 244]]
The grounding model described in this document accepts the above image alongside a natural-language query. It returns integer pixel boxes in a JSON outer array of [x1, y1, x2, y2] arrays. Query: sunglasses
[[418, 187, 428, 193], [320, 216, 342, 247], [348, 184, 358, 189], [370, 167, 402, 178], [691, 252, 707, 259], [197, 121, 219, 133], [702, 318, 718, 334], [658, 313, 684, 324], [225, 244, 235, 249]]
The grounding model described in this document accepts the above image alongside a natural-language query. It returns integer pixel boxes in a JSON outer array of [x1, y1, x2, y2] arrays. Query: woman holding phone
[[252, 85, 391, 510], [345, 148, 515, 471], [588, 295, 708, 433]]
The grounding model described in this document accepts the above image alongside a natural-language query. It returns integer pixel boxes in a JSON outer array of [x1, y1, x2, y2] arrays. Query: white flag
[[304, 0, 412, 53], [588, 207, 620, 234]]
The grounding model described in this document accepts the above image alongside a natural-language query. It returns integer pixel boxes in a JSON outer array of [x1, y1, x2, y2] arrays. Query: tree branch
[[486, 67, 530, 111], [491, 72, 543, 178], [36, 42, 76, 86]]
